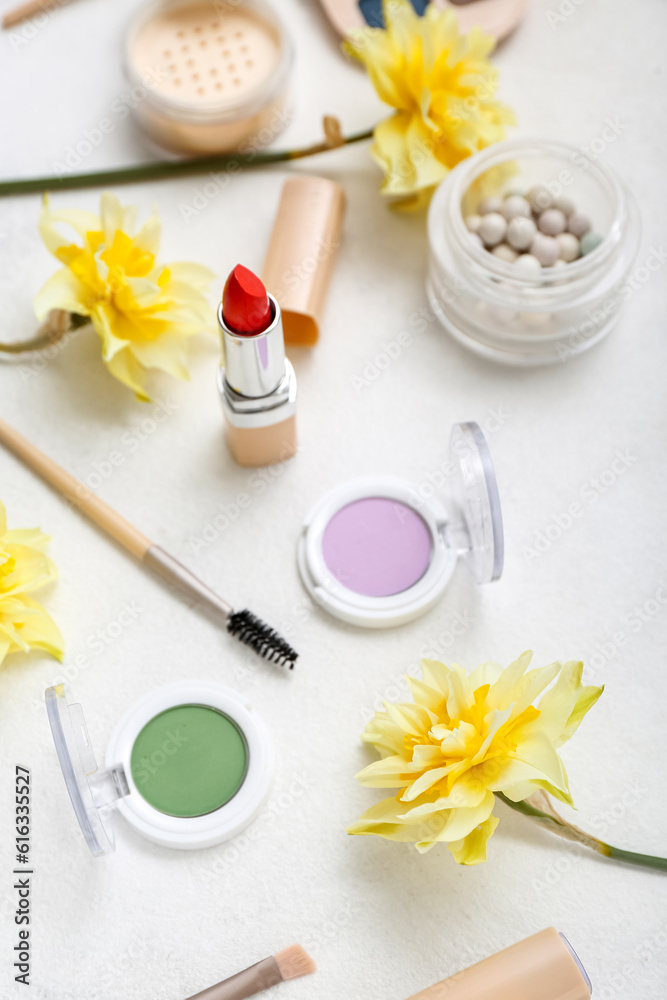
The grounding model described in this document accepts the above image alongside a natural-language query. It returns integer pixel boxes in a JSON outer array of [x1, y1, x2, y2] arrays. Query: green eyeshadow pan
[[130, 704, 248, 817]]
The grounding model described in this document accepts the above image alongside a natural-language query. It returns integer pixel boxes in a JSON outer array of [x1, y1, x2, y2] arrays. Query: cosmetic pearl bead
[[581, 232, 603, 255], [553, 195, 575, 216], [478, 196, 504, 215], [527, 185, 553, 213], [556, 232, 580, 262], [479, 212, 507, 247], [506, 215, 537, 251], [568, 212, 592, 238], [514, 253, 542, 273], [491, 243, 518, 262], [530, 233, 560, 267], [468, 232, 484, 248], [502, 194, 531, 221], [464, 213, 482, 233], [538, 208, 567, 236]]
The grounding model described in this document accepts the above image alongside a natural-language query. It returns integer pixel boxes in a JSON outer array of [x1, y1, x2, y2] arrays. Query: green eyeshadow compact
[[45, 681, 273, 856]]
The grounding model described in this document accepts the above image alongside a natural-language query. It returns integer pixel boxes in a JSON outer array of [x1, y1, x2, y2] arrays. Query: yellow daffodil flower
[[344, 0, 515, 205], [34, 192, 217, 401], [0, 500, 64, 665], [348, 652, 603, 864]]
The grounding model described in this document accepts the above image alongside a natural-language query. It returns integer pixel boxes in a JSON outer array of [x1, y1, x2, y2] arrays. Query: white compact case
[[298, 422, 504, 628], [46, 680, 274, 856]]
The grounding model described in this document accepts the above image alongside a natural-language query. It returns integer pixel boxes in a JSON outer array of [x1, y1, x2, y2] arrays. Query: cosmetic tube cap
[[262, 176, 346, 346], [404, 928, 591, 1000]]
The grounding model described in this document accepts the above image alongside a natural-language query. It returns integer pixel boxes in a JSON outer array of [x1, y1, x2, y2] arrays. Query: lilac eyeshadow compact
[[297, 421, 504, 627]]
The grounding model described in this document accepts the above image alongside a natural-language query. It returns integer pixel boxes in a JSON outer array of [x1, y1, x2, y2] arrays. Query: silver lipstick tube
[[217, 293, 297, 429]]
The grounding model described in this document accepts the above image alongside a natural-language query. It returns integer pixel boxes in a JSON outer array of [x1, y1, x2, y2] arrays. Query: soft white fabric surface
[[0, 0, 666, 997]]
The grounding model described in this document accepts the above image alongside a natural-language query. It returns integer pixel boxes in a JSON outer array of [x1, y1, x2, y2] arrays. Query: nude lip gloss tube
[[404, 928, 591, 1000], [217, 268, 297, 468]]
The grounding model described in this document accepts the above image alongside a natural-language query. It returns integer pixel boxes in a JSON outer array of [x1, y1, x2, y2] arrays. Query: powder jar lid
[[297, 421, 504, 628], [45, 681, 274, 856]]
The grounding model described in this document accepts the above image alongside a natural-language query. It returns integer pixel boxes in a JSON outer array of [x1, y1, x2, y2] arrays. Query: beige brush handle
[[186, 958, 282, 1000], [0, 417, 152, 559]]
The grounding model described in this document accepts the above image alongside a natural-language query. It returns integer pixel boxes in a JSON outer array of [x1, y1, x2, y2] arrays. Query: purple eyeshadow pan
[[321, 497, 432, 598]]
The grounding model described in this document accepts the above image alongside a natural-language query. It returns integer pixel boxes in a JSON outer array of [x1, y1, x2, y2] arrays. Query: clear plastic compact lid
[[45, 685, 128, 857], [448, 421, 504, 585]]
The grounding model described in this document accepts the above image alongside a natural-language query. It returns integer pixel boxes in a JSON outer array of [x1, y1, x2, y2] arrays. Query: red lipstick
[[222, 264, 272, 335], [217, 264, 297, 467]]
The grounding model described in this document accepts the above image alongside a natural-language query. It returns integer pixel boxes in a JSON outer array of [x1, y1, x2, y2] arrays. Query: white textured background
[[1, 0, 666, 998]]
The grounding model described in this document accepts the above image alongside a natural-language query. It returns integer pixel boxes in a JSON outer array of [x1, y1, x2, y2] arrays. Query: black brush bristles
[[227, 609, 298, 668]]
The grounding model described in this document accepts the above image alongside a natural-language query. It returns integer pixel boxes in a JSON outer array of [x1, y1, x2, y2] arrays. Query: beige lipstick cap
[[262, 175, 346, 346], [405, 928, 591, 1000]]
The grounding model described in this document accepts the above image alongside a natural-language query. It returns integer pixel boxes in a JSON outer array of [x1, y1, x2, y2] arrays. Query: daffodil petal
[[448, 813, 499, 865], [400, 765, 453, 802], [4, 529, 51, 552], [487, 732, 571, 801], [2, 545, 57, 595], [421, 658, 453, 697], [355, 755, 412, 788], [487, 650, 534, 710], [103, 347, 151, 402], [468, 659, 504, 689], [133, 207, 162, 255], [38, 194, 100, 256], [167, 262, 217, 289], [99, 191, 125, 245], [405, 674, 446, 713], [0, 636, 11, 665], [446, 664, 475, 719], [535, 660, 604, 748], [34, 268, 90, 321], [415, 791, 496, 852], [11, 595, 64, 662], [347, 796, 435, 842], [128, 334, 191, 380], [91, 307, 130, 362]]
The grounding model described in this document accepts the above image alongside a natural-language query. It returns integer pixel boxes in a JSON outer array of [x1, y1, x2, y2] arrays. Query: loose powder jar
[[298, 422, 504, 627], [46, 680, 274, 855], [124, 0, 293, 155]]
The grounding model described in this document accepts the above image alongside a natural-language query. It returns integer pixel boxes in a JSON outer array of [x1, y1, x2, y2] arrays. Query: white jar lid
[[45, 681, 274, 855], [297, 421, 503, 628]]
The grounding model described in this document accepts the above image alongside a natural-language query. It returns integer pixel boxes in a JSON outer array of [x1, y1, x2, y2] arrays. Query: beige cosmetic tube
[[262, 176, 346, 346], [405, 928, 591, 1000]]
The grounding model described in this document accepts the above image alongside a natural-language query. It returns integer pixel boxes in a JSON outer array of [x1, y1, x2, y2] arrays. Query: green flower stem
[[495, 792, 667, 873], [0, 128, 374, 198]]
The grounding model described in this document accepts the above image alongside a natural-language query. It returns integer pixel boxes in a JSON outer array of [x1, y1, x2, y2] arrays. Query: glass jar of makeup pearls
[[427, 138, 641, 365]]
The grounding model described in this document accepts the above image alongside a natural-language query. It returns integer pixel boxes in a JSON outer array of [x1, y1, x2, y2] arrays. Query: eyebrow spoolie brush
[[0, 417, 297, 668], [185, 945, 316, 1000]]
